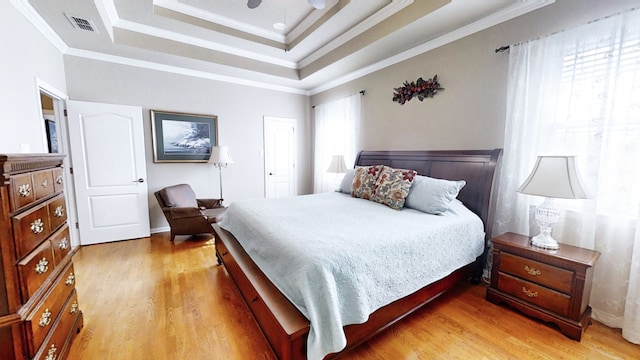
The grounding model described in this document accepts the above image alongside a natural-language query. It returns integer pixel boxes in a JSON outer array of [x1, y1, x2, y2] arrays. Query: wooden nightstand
[[486, 232, 600, 341]]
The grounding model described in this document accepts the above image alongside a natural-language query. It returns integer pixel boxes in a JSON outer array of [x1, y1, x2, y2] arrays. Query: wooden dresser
[[486, 232, 600, 341], [0, 154, 83, 359]]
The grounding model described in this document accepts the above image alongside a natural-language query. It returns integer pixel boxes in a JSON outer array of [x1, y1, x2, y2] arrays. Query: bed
[[212, 149, 502, 359]]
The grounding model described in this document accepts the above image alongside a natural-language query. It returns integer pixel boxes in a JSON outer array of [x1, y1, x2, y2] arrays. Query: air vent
[[64, 13, 98, 33]]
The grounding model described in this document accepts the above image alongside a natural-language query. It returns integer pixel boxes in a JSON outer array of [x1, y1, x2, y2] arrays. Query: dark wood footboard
[[214, 224, 476, 360]]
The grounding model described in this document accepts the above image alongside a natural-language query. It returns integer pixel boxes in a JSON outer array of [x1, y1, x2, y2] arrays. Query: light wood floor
[[66, 233, 640, 359]]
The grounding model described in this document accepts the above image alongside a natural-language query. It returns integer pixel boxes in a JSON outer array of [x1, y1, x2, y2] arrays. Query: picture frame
[[45, 119, 59, 153], [151, 110, 218, 163]]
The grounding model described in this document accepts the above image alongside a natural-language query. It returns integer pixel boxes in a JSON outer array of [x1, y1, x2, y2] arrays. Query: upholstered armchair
[[154, 184, 226, 242]]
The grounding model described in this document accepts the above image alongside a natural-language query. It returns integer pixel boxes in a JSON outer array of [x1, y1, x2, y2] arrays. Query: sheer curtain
[[313, 94, 360, 193], [494, 8, 640, 343]]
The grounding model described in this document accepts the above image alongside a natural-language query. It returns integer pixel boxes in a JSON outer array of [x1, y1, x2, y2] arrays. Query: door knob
[[134, 178, 144, 183], [269, 172, 273, 176]]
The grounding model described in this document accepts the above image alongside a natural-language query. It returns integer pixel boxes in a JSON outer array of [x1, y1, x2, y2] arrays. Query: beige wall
[[63, 58, 310, 232], [0, 1, 67, 154], [310, 0, 640, 154]]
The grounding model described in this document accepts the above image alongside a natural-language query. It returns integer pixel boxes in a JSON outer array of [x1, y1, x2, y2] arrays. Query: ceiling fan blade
[[308, 0, 326, 10], [247, 0, 262, 9]]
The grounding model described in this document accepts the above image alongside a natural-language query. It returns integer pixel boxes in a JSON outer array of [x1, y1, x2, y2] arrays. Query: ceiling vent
[[64, 13, 98, 33]]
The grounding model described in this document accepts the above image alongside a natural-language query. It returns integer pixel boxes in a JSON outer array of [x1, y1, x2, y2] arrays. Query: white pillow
[[404, 175, 466, 215], [338, 168, 356, 194]]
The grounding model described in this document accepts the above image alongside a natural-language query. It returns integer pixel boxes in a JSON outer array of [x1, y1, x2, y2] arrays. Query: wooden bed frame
[[213, 149, 502, 359]]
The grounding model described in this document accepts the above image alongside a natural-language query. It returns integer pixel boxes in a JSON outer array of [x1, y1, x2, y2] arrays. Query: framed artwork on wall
[[151, 110, 218, 163], [45, 119, 59, 153]]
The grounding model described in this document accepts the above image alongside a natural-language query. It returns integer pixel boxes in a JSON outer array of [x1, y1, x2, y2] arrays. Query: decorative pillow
[[338, 168, 356, 194], [351, 165, 384, 200], [370, 166, 417, 210], [404, 175, 466, 215]]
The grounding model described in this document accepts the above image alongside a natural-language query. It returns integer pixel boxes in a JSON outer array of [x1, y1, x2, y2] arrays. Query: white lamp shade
[[517, 156, 589, 199], [209, 146, 234, 165], [326, 155, 348, 173]]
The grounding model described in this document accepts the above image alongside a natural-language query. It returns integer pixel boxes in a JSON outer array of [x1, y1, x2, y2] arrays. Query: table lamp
[[209, 146, 234, 201], [517, 155, 589, 249]]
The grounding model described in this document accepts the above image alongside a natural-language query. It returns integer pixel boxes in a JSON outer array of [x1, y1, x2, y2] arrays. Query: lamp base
[[531, 233, 560, 250]]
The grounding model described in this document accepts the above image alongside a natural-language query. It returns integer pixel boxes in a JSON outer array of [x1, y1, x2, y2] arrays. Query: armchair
[[154, 184, 226, 242]]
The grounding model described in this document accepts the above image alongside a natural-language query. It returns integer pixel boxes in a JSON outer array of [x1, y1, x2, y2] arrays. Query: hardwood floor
[[67, 233, 640, 360]]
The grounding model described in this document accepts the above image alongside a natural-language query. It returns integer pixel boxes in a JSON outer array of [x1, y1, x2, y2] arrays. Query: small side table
[[486, 232, 600, 341]]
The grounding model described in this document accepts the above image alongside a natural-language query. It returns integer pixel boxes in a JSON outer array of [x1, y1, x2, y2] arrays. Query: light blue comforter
[[219, 192, 484, 360]]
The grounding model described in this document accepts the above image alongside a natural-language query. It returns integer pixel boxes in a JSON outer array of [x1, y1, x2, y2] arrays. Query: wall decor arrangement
[[392, 75, 443, 104], [151, 110, 218, 163]]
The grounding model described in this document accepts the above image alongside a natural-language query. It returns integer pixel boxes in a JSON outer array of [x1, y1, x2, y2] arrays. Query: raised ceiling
[[20, 0, 554, 94]]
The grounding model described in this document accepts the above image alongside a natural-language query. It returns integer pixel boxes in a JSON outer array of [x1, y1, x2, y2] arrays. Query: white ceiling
[[20, 0, 554, 94]]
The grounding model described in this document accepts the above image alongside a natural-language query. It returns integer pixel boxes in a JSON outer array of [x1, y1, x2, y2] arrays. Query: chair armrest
[[197, 198, 224, 209], [169, 207, 204, 219]]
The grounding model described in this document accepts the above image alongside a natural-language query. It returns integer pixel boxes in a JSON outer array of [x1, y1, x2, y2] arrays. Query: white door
[[264, 116, 296, 198], [67, 100, 150, 245]]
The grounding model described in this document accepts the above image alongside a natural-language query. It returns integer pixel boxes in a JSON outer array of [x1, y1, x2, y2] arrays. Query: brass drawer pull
[[39, 308, 52, 327], [522, 287, 538, 298], [70, 301, 79, 314], [44, 344, 57, 360], [18, 183, 31, 197], [524, 265, 541, 276], [54, 205, 65, 218], [56, 175, 63, 184], [41, 179, 48, 188], [30, 218, 45, 234], [35, 258, 49, 274], [66, 272, 75, 286], [59, 237, 69, 250]]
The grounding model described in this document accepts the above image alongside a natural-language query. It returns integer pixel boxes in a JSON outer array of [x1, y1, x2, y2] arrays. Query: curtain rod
[[494, 6, 639, 54], [312, 90, 365, 108]]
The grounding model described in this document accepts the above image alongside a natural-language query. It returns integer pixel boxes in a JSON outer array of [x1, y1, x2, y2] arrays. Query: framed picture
[[45, 119, 59, 153], [151, 110, 218, 163]]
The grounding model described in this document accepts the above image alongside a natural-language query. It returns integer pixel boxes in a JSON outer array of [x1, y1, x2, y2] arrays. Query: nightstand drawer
[[500, 252, 573, 294], [497, 272, 571, 317]]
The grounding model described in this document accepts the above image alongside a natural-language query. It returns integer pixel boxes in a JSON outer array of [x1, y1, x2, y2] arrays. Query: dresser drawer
[[53, 168, 64, 193], [500, 252, 574, 294], [18, 240, 55, 302], [33, 170, 55, 201], [34, 290, 81, 360], [497, 272, 571, 317], [51, 225, 71, 266], [48, 194, 67, 232], [25, 264, 76, 354], [10, 173, 35, 211], [13, 201, 51, 259]]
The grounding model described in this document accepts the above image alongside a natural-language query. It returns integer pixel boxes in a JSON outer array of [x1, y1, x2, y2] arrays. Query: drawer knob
[[222, 251, 228, 256], [41, 179, 49, 188], [250, 297, 259, 303], [54, 205, 65, 218], [18, 183, 31, 197], [56, 175, 63, 185], [524, 265, 541, 276], [39, 308, 52, 327], [66, 272, 76, 286], [59, 237, 69, 250], [35, 258, 49, 274], [70, 301, 79, 314], [30, 218, 45, 234], [44, 344, 57, 360], [522, 287, 539, 298]]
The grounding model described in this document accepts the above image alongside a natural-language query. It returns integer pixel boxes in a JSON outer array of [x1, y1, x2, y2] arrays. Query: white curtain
[[494, 8, 640, 344], [313, 94, 361, 193]]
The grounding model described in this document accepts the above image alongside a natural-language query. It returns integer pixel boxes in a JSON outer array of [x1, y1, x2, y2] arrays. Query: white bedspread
[[219, 192, 485, 360]]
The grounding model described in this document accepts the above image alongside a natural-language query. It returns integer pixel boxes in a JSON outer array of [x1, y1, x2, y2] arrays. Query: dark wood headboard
[[354, 149, 502, 241]]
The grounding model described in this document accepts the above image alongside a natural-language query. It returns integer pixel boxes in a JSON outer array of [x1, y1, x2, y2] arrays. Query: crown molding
[[11, 0, 68, 53]]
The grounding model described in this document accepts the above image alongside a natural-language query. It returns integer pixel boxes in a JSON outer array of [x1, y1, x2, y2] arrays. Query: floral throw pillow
[[351, 165, 384, 200], [370, 166, 417, 210]]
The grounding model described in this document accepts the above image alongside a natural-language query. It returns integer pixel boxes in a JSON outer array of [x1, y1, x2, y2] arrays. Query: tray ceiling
[[21, 0, 554, 94]]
